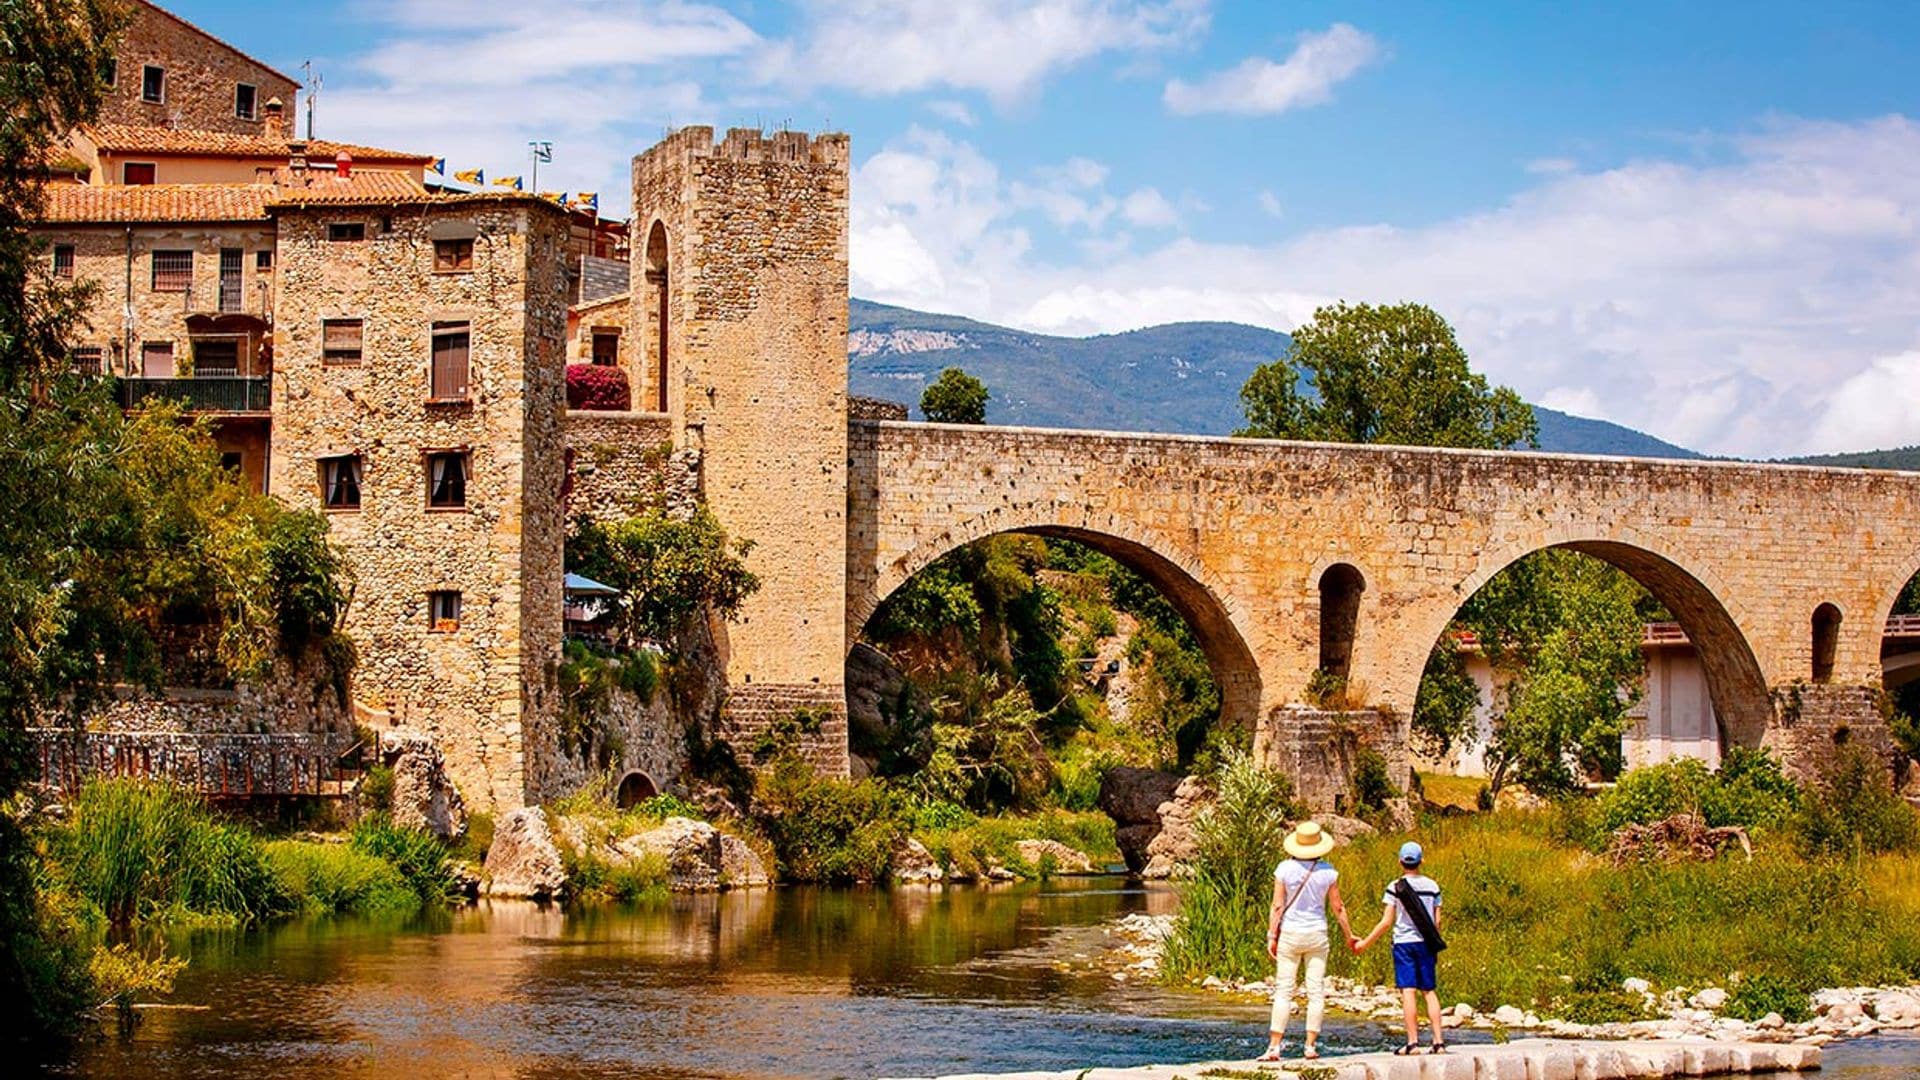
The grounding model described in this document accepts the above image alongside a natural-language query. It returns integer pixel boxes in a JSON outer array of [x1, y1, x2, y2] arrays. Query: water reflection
[[63, 882, 1907, 1079]]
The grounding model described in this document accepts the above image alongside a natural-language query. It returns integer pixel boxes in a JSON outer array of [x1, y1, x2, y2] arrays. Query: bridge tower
[[630, 127, 852, 774]]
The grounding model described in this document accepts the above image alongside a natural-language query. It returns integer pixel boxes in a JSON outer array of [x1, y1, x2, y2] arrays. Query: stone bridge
[[843, 420, 1920, 776]]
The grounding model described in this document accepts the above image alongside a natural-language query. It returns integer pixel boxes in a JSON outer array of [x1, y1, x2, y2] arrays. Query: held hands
[[1347, 933, 1366, 955], [1267, 934, 1280, 960]]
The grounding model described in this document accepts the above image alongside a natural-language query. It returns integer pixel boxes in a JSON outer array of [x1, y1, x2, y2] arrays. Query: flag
[[492, 175, 522, 191], [453, 168, 484, 185], [573, 191, 598, 212], [538, 191, 565, 203], [429, 157, 446, 176]]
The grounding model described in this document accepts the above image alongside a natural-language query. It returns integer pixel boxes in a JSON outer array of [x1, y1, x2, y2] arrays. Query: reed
[[263, 841, 416, 915]]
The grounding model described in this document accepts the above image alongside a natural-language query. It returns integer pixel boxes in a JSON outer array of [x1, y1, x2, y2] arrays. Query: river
[[61, 880, 1915, 1078]]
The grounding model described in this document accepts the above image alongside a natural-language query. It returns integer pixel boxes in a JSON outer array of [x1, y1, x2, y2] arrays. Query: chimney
[[335, 151, 352, 180], [263, 97, 284, 140], [288, 138, 309, 181]]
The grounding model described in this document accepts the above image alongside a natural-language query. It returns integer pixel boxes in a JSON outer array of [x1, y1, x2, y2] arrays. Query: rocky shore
[[1101, 912, 1920, 1048]]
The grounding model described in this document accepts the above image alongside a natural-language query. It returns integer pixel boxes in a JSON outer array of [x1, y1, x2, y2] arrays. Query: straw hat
[[1283, 820, 1336, 860]]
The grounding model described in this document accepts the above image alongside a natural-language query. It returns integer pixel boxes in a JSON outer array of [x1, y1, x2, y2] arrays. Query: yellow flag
[[492, 175, 523, 191], [452, 168, 484, 185]]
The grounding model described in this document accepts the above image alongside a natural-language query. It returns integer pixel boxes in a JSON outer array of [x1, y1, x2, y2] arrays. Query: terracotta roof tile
[[37, 171, 432, 223], [83, 123, 434, 164]]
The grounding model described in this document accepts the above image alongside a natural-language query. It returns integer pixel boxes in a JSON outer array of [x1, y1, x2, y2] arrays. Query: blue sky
[[171, 1, 1920, 458]]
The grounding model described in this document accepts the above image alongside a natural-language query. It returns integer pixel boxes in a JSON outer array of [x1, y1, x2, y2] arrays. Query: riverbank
[[888, 1037, 1823, 1080]]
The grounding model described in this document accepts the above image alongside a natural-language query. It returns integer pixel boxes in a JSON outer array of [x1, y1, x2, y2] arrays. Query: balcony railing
[[118, 376, 270, 413]]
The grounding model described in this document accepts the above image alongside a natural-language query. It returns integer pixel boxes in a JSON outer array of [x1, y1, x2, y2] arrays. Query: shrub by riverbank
[[1160, 750, 1920, 1022]]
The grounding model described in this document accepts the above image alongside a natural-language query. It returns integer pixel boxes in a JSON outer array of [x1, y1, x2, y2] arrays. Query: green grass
[[915, 809, 1119, 879], [1166, 808, 1920, 1017], [1416, 772, 1485, 812], [264, 841, 416, 915], [349, 817, 457, 903]]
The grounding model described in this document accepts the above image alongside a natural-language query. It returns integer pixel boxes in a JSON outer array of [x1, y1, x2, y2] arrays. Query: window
[[429, 321, 470, 401], [192, 338, 239, 377], [52, 244, 74, 278], [71, 346, 102, 375], [1812, 603, 1841, 683], [320, 456, 362, 510], [140, 341, 174, 378], [433, 238, 474, 272], [235, 83, 256, 120], [141, 64, 164, 104], [591, 329, 619, 366], [327, 222, 366, 242], [123, 161, 156, 185], [255, 250, 273, 271], [150, 249, 191, 292], [426, 452, 469, 509], [322, 319, 363, 365], [428, 590, 462, 632], [102, 58, 116, 87]]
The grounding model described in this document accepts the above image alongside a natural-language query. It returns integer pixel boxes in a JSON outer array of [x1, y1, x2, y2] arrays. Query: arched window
[[1318, 563, 1366, 680], [643, 221, 670, 413], [615, 770, 659, 809], [1811, 603, 1841, 683]]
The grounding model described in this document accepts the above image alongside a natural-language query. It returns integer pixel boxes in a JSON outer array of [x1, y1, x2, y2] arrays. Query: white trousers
[[1270, 927, 1329, 1036]]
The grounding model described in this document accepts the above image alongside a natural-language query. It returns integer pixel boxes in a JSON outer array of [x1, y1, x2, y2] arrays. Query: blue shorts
[[1392, 941, 1438, 991]]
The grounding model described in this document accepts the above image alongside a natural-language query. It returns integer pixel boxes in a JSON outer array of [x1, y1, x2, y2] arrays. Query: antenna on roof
[[301, 60, 321, 139]]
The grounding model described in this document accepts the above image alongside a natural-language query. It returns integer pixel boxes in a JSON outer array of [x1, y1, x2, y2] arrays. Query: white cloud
[[1164, 23, 1380, 116], [762, 0, 1209, 105], [1808, 351, 1920, 454], [1121, 187, 1180, 228], [927, 100, 977, 126], [847, 116, 1920, 458], [1257, 189, 1284, 218]]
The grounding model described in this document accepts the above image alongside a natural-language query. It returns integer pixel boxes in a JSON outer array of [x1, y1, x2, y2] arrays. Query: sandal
[[1256, 1045, 1286, 1062], [1393, 1044, 1420, 1056], [1430, 1042, 1449, 1054], [1302, 1046, 1320, 1060]]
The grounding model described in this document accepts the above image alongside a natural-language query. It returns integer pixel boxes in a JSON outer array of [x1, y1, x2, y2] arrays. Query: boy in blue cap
[[1354, 840, 1446, 1055]]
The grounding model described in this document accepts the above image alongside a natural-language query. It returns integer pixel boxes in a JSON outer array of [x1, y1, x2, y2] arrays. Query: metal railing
[[29, 728, 362, 798], [118, 376, 270, 413]]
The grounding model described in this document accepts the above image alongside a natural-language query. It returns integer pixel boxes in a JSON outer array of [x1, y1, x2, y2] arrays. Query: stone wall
[[1763, 682, 1902, 785], [102, 2, 298, 136], [633, 127, 852, 776], [850, 421, 1920, 783], [266, 194, 572, 813], [1260, 706, 1410, 814], [562, 409, 673, 522], [566, 293, 629, 367], [849, 395, 909, 421]]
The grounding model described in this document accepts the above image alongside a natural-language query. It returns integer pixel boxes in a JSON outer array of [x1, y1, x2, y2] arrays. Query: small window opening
[[71, 346, 103, 375], [322, 319, 363, 365], [429, 321, 470, 401], [141, 65, 164, 104], [102, 58, 116, 87], [591, 329, 620, 366], [235, 83, 256, 120], [52, 245, 74, 278], [428, 590, 462, 632], [328, 222, 366, 242], [1317, 563, 1366, 682], [1811, 603, 1841, 683], [320, 455, 363, 509], [426, 451, 469, 509], [255, 249, 273, 271], [123, 161, 156, 185], [434, 238, 474, 272]]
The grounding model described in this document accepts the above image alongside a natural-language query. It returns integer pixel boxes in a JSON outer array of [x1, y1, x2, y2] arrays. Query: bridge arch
[[849, 505, 1263, 739], [1394, 527, 1773, 752]]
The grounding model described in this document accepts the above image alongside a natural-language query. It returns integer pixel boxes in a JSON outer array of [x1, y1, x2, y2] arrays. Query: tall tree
[[1238, 301, 1537, 449], [920, 366, 990, 425]]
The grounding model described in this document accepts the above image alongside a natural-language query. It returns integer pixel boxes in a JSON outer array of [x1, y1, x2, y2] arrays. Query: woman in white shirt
[[1259, 821, 1357, 1061]]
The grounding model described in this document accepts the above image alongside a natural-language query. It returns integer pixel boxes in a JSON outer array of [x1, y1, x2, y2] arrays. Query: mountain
[[848, 299, 1703, 459], [1778, 446, 1920, 471]]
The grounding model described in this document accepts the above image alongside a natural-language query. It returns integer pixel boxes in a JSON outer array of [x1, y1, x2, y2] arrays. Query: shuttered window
[[151, 249, 191, 292], [429, 321, 470, 401], [323, 319, 363, 365], [140, 341, 173, 377], [71, 346, 102, 375], [434, 239, 473, 272], [426, 452, 469, 509], [52, 245, 74, 278]]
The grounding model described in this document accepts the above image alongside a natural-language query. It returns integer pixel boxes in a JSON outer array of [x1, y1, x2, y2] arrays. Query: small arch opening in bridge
[[1317, 563, 1365, 682], [850, 528, 1260, 809], [643, 221, 670, 413], [614, 770, 659, 809], [1880, 569, 1920, 727], [1811, 603, 1841, 683], [1413, 542, 1770, 793]]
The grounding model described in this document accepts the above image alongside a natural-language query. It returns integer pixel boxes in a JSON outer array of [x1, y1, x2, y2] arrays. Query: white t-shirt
[[1383, 874, 1442, 945], [1273, 858, 1338, 933]]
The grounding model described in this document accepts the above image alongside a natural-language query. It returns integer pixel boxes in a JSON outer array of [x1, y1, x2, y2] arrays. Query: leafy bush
[[264, 841, 416, 914], [562, 846, 668, 903], [919, 366, 989, 424], [1796, 746, 1919, 855], [349, 817, 456, 902], [568, 507, 759, 642], [1724, 972, 1812, 1022], [753, 756, 906, 883], [633, 793, 703, 822], [1590, 750, 1801, 847], [1161, 750, 1302, 983], [1553, 989, 1650, 1024], [1349, 747, 1397, 813], [359, 764, 394, 813], [915, 809, 1119, 879], [565, 363, 631, 410], [56, 779, 289, 927]]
